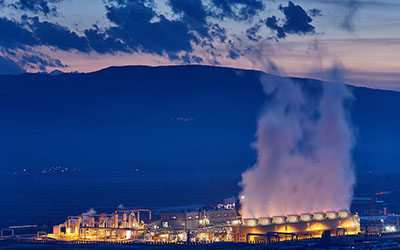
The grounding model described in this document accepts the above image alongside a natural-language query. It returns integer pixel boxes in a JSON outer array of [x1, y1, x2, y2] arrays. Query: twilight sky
[[0, 0, 399, 90]]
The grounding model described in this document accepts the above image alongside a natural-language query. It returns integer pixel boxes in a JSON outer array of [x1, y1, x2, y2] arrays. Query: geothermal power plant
[[46, 206, 360, 243], [32, 78, 364, 246]]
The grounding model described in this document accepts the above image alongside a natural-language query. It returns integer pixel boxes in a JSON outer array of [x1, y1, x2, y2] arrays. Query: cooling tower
[[233, 211, 360, 242]]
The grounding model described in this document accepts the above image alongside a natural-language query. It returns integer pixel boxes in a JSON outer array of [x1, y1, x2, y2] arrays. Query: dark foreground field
[[3, 234, 400, 250]]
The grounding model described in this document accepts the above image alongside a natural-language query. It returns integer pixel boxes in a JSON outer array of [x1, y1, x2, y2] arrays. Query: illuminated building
[[233, 211, 360, 242], [49, 208, 359, 243], [50, 209, 151, 241]]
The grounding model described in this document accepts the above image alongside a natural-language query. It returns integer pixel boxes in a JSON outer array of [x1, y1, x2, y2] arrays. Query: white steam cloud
[[81, 208, 97, 216], [239, 74, 355, 218]]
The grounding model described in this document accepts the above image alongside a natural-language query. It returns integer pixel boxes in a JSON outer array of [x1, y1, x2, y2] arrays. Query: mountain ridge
[[0, 65, 398, 177]]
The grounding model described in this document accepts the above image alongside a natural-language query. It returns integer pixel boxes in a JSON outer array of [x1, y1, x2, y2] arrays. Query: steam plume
[[81, 208, 97, 216], [239, 74, 355, 218]]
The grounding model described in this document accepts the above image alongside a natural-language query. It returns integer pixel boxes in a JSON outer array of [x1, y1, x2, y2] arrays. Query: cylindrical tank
[[258, 217, 272, 226], [243, 218, 258, 227]]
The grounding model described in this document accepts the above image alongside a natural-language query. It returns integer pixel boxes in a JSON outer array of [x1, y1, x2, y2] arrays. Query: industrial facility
[[47, 206, 360, 243]]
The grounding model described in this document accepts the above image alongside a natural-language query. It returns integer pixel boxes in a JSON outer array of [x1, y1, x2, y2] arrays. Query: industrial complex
[[46, 203, 360, 244], [4, 196, 400, 249]]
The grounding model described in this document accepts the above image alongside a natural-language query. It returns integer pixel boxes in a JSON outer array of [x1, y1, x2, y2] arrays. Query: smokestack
[[239, 74, 355, 218]]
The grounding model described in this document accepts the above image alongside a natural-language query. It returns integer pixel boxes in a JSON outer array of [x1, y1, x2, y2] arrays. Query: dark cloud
[[209, 23, 226, 43], [266, 1, 316, 39], [0, 17, 38, 49], [0, 16, 90, 52], [15, 0, 56, 15], [0, 16, 83, 73], [228, 50, 239, 59], [179, 53, 203, 63], [85, 26, 128, 54], [105, 1, 195, 56], [28, 16, 90, 52], [308, 8, 322, 17], [0, 0, 318, 73], [279, 1, 315, 35], [0, 56, 25, 74], [169, 0, 209, 38], [211, 0, 264, 21], [21, 54, 66, 70], [246, 22, 262, 41], [266, 16, 286, 39]]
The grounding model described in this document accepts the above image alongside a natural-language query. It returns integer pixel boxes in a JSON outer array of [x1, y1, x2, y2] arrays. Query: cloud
[[27, 16, 90, 52], [228, 50, 239, 59], [84, 26, 128, 54], [0, 17, 38, 49], [308, 8, 322, 17], [20, 54, 66, 70], [246, 22, 262, 41], [266, 1, 316, 39], [341, 0, 362, 32], [0, 15, 90, 53], [209, 23, 227, 43], [169, 0, 209, 38], [0, 16, 74, 73], [279, 1, 316, 35], [0, 56, 25, 74], [15, 0, 58, 15], [0, 0, 320, 73], [266, 16, 286, 39], [211, 0, 264, 21], [307, 0, 362, 32], [104, 1, 195, 56]]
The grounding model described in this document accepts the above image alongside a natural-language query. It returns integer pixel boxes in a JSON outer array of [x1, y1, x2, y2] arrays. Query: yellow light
[[307, 222, 329, 232]]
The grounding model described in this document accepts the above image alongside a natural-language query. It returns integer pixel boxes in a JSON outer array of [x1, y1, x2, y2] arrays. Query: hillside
[[0, 65, 399, 178]]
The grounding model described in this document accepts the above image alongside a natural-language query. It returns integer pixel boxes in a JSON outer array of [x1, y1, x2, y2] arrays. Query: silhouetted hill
[[0, 65, 398, 178]]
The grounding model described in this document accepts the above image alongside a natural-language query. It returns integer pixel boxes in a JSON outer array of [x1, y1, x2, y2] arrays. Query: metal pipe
[[114, 213, 119, 228]]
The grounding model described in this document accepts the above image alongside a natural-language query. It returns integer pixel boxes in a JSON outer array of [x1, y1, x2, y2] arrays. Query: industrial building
[[160, 209, 238, 230], [48, 207, 360, 243], [51, 209, 152, 241]]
